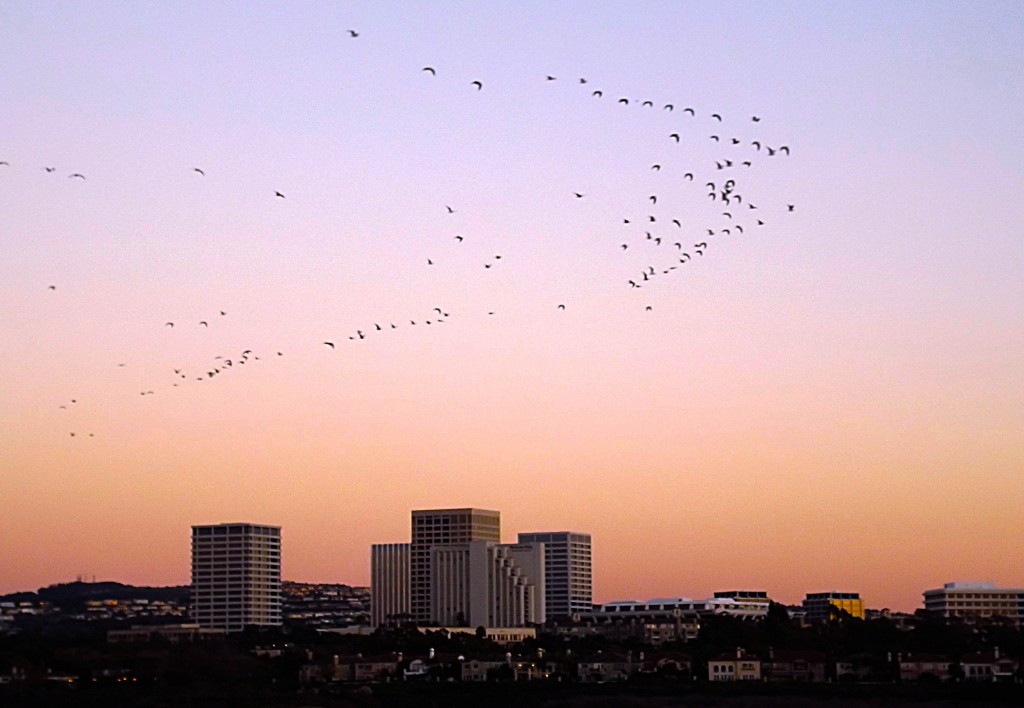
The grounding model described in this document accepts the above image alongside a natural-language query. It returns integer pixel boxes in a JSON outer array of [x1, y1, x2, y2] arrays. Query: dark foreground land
[[3, 682, 1024, 708]]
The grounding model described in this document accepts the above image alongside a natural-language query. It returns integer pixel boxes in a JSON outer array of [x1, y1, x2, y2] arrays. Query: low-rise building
[[708, 649, 761, 682], [924, 582, 1024, 625], [577, 652, 632, 682], [802, 591, 864, 621], [107, 623, 227, 643], [960, 649, 1019, 683], [763, 650, 827, 682], [899, 653, 952, 682]]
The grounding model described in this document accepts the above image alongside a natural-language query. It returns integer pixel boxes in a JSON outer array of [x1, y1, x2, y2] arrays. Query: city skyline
[[2, 2, 1023, 612]]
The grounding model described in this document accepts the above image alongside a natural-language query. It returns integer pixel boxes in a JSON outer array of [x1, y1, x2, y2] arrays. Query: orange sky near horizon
[[2, 2, 1023, 613]]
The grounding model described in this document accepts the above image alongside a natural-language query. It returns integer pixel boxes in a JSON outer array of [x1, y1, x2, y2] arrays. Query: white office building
[[190, 523, 281, 632], [370, 543, 411, 626], [410, 508, 500, 623], [430, 541, 545, 627], [517, 531, 592, 619], [924, 582, 1024, 625]]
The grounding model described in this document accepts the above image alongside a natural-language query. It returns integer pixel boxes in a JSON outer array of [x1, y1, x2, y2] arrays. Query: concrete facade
[[410, 508, 500, 624], [190, 522, 281, 632], [517, 531, 592, 619], [370, 543, 410, 626]]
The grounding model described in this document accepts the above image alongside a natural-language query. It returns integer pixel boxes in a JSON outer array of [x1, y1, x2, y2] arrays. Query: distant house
[[763, 650, 827, 682], [833, 653, 887, 683], [708, 649, 761, 682], [634, 651, 692, 679], [351, 655, 400, 682], [960, 649, 1019, 683], [899, 654, 952, 682], [461, 657, 509, 682], [577, 652, 632, 682]]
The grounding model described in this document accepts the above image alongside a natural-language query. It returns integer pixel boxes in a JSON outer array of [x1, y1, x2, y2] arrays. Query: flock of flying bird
[[7, 31, 796, 440]]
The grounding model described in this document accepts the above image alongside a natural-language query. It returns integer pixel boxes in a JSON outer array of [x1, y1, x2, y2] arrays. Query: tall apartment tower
[[370, 543, 411, 626], [190, 523, 281, 632], [411, 508, 500, 624], [517, 531, 592, 619]]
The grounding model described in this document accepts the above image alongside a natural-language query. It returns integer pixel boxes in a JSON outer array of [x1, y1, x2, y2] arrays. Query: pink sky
[[1, 2, 1022, 611]]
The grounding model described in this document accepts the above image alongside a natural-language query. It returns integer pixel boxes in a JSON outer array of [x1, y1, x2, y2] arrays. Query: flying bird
[[649, 195, 657, 204], [574, 192, 585, 198], [618, 98, 629, 105], [422, 66, 436, 75], [780, 146, 790, 155], [664, 104, 674, 111], [787, 204, 795, 211], [193, 168, 205, 176], [445, 205, 455, 213], [651, 164, 661, 171], [592, 90, 603, 97], [44, 167, 55, 173], [48, 285, 56, 290], [69, 173, 86, 179], [642, 100, 653, 107], [684, 172, 693, 180], [670, 133, 680, 142], [645, 306, 653, 311], [471, 80, 483, 90], [546, 75, 556, 81], [557, 304, 566, 310], [711, 113, 722, 121], [454, 235, 464, 242], [347, 30, 359, 37], [165, 322, 174, 327], [324, 342, 335, 349], [684, 107, 695, 115], [199, 321, 208, 327], [275, 191, 285, 198], [752, 116, 761, 122]]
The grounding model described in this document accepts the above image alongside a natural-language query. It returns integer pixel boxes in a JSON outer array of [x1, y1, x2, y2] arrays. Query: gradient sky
[[2, 1, 1022, 612]]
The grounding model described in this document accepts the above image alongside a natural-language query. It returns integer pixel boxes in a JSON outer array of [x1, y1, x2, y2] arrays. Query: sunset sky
[[2, 1, 1022, 611]]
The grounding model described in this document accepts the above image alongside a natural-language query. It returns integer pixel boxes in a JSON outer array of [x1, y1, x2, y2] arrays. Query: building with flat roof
[[802, 591, 864, 622], [410, 508, 500, 623], [430, 541, 544, 627], [370, 543, 410, 627], [923, 582, 1023, 625], [517, 531, 592, 619], [191, 523, 281, 632]]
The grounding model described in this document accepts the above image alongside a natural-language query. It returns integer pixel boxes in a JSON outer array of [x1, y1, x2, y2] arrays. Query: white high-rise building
[[430, 541, 545, 627], [190, 523, 281, 632], [517, 531, 592, 619], [410, 508, 501, 623], [370, 543, 411, 626]]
